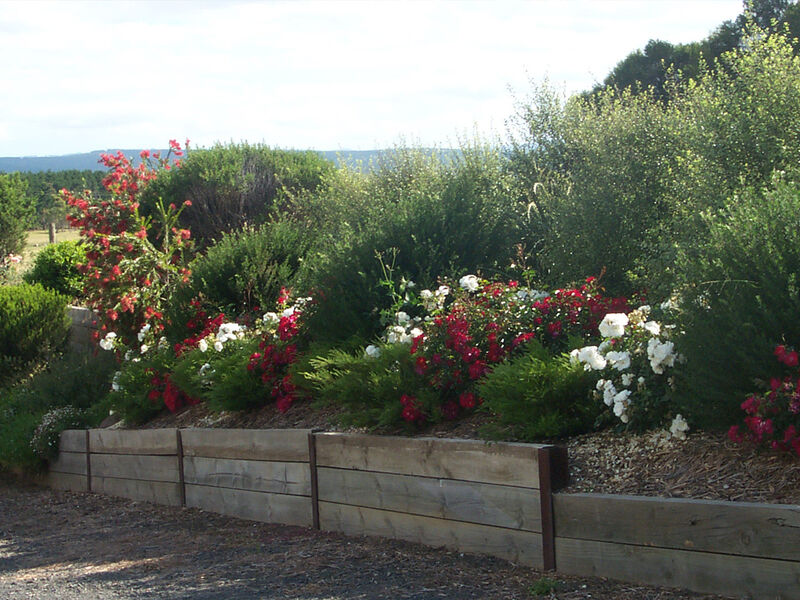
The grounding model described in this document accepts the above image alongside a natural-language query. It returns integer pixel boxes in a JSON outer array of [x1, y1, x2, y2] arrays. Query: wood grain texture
[[315, 433, 543, 488], [180, 428, 310, 462], [49, 451, 87, 476], [318, 467, 541, 532], [59, 430, 87, 453], [47, 471, 88, 492], [185, 484, 313, 527], [89, 429, 178, 455], [183, 456, 311, 496], [555, 536, 800, 600], [554, 493, 800, 562], [90, 454, 180, 483], [319, 501, 543, 567], [91, 476, 182, 506]]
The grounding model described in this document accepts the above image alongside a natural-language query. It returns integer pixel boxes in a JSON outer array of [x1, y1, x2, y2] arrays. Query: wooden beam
[[183, 456, 311, 496], [185, 484, 313, 527], [89, 429, 178, 455], [180, 428, 310, 462], [315, 433, 543, 488]]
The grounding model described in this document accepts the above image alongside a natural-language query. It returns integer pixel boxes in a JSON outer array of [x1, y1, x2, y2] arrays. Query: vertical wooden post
[[537, 445, 569, 571], [176, 429, 186, 507], [85, 429, 92, 492], [48, 222, 56, 244], [307, 430, 321, 530]]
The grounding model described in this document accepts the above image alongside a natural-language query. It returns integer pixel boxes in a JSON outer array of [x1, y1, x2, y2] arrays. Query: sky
[[0, 0, 743, 157]]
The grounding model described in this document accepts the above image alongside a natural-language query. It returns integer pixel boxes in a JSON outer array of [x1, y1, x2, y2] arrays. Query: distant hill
[[0, 148, 457, 173]]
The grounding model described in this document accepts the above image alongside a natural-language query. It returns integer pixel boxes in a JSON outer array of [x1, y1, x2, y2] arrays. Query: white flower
[[406, 280, 415, 289], [530, 289, 550, 300], [199, 363, 212, 376], [602, 380, 617, 406], [577, 346, 607, 371], [99, 332, 117, 351], [436, 285, 450, 297], [282, 307, 295, 318], [262, 312, 279, 325], [459, 274, 480, 293], [111, 371, 121, 392], [420, 289, 433, 300], [606, 350, 631, 371], [409, 327, 423, 339], [140, 344, 149, 354], [647, 338, 676, 374], [669, 414, 690, 440], [124, 350, 133, 361], [621, 373, 634, 387], [198, 339, 208, 352], [598, 313, 629, 338], [660, 298, 677, 311], [158, 336, 168, 350], [596, 378, 606, 391], [612, 390, 631, 419], [396, 311, 410, 325], [643, 321, 661, 336], [214, 341, 223, 352], [365, 344, 382, 359], [137, 323, 151, 342], [637, 305, 651, 317]]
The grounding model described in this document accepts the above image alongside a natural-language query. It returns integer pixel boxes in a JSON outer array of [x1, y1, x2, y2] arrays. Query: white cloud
[[0, 0, 743, 155]]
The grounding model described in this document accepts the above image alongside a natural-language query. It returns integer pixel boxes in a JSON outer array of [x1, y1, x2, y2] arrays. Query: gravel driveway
[[0, 474, 732, 600]]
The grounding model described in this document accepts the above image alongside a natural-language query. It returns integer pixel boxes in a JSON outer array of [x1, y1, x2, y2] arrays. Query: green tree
[[0, 173, 32, 257]]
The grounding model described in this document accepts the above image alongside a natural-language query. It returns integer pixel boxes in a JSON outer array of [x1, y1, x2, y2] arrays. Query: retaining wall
[[67, 306, 97, 353], [48, 428, 800, 598]]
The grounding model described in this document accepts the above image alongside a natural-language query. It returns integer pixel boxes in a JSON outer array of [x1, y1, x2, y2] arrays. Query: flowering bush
[[0, 253, 22, 285], [30, 406, 87, 461], [377, 275, 632, 426], [63, 141, 192, 349], [728, 345, 800, 457], [571, 303, 684, 432]]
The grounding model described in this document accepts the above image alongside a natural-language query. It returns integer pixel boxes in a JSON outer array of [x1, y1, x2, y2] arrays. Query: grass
[[4, 228, 81, 285]]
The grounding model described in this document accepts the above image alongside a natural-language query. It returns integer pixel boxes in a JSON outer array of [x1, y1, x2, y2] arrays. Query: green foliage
[[23, 240, 86, 298], [509, 28, 800, 297], [185, 220, 310, 315], [0, 283, 70, 385], [0, 350, 116, 472], [299, 144, 523, 343], [529, 576, 562, 596], [296, 343, 427, 428], [18, 170, 105, 229], [170, 338, 267, 412], [676, 175, 800, 428], [0, 173, 32, 258], [29, 406, 88, 461], [479, 342, 596, 441], [141, 143, 334, 246], [110, 348, 176, 424]]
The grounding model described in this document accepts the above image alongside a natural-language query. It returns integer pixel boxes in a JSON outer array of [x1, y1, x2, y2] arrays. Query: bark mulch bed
[[0, 474, 733, 600]]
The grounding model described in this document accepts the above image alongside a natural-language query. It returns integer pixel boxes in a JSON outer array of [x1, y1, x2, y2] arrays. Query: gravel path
[[0, 474, 733, 600]]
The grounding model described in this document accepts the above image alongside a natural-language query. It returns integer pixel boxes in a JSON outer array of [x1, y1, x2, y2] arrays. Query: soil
[[0, 474, 733, 600], [138, 401, 800, 505]]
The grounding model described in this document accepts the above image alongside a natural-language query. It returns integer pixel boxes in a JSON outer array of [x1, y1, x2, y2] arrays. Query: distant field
[[18, 228, 81, 276]]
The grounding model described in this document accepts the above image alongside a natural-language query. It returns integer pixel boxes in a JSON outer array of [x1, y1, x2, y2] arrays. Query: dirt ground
[[0, 474, 734, 600]]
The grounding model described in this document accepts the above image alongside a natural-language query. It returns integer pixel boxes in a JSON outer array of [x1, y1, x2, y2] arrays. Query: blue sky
[[0, 0, 743, 156]]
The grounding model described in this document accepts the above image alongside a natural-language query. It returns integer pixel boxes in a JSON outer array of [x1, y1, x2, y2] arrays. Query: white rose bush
[[571, 304, 687, 434]]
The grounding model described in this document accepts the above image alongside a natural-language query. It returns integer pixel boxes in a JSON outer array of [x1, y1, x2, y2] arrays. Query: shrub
[[676, 175, 800, 428], [478, 342, 596, 441], [184, 219, 310, 316], [297, 342, 426, 429], [299, 144, 524, 343], [0, 283, 70, 385], [140, 143, 334, 246], [23, 240, 86, 298], [30, 406, 88, 461]]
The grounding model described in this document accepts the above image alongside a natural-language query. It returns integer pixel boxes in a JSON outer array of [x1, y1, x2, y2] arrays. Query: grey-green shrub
[[299, 144, 524, 343], [140, 143, 334, 247], [23, 240, 86, 298]]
